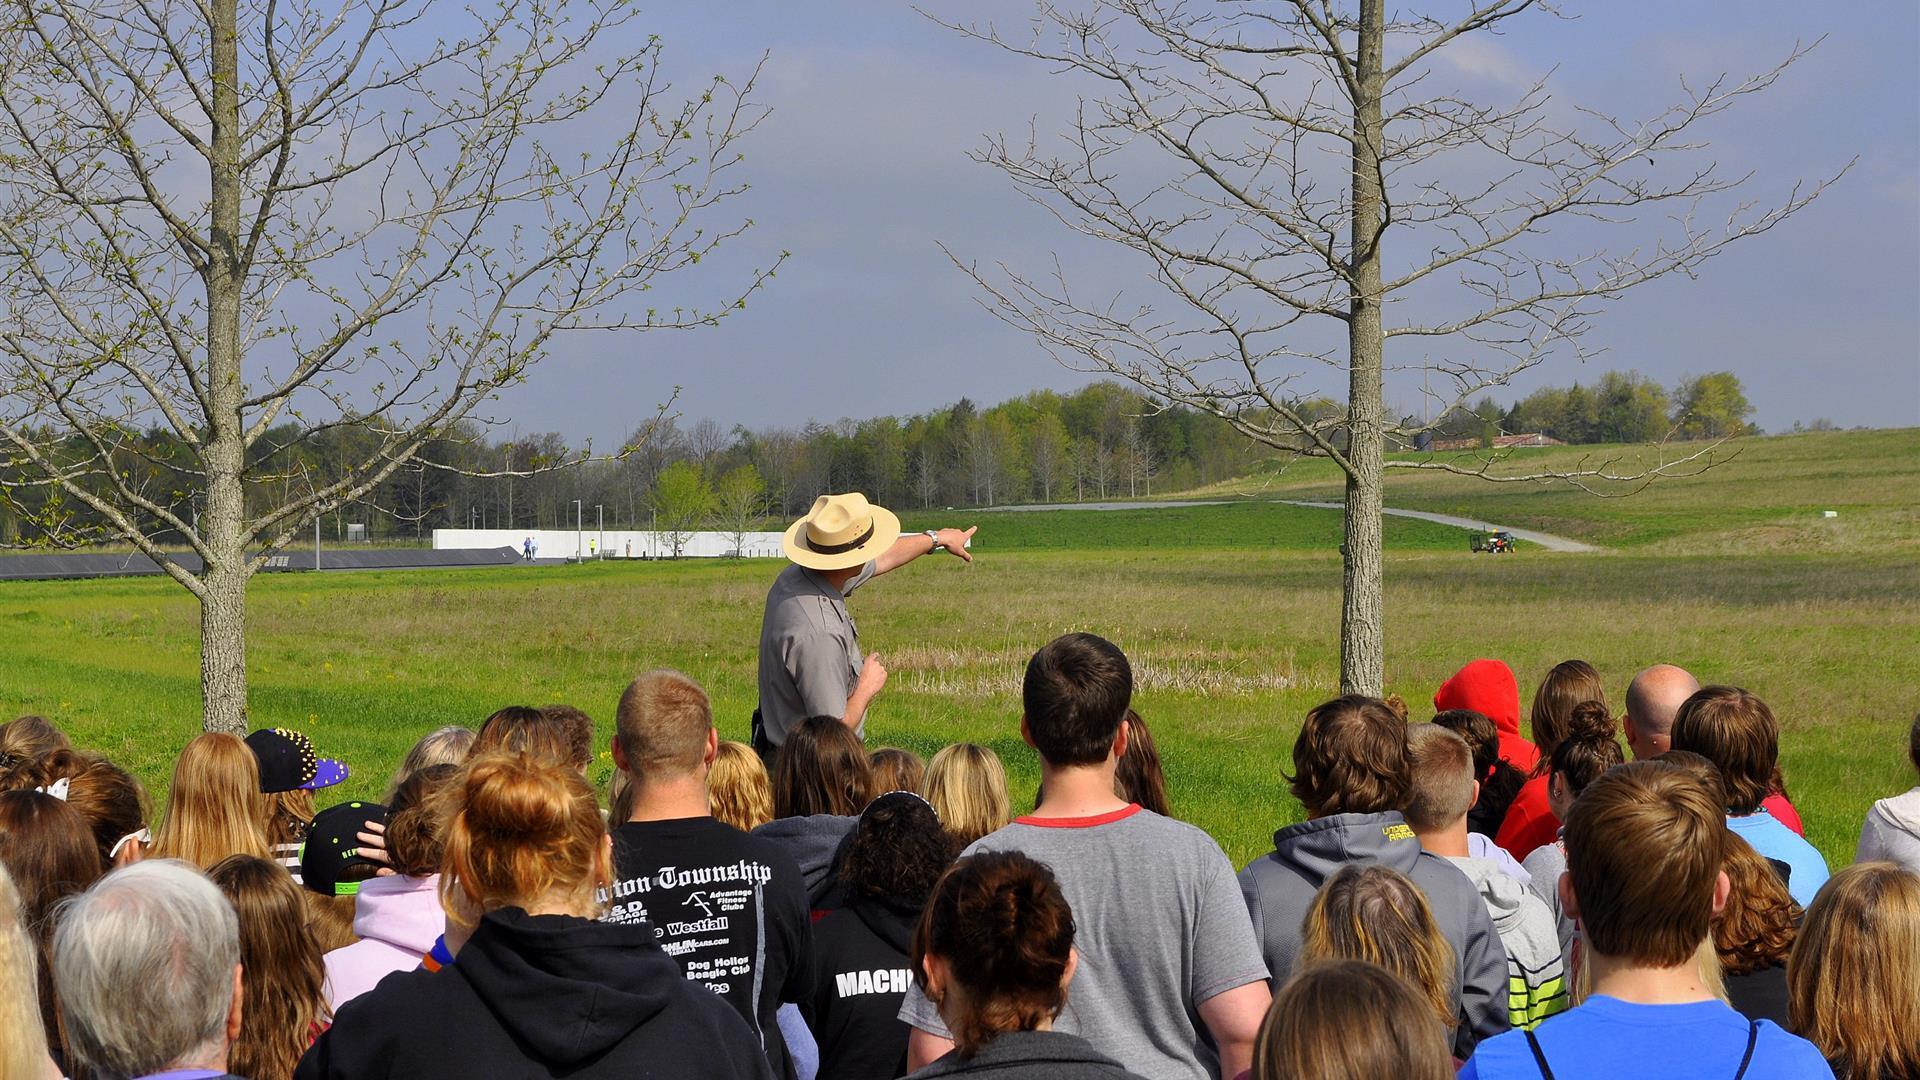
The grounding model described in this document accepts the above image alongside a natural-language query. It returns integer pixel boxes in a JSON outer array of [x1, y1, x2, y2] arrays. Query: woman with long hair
[[708, 740, 776, 833], [1114, 711, 1172, 818], [921, 743, 1010, 850], [324, 764, 460, 1009], [296, 752, 769, 1078], [209, 856, 332, 1080], [1498, 662, 1610, 860], [1255, 959, 1454, 1080], [38, 749, 151, 869], [1715, 834, 1799, 1027], [1788, 862, 1920, 1080], [1297, 864, 1459, 1037], [0, 863, 61, 1080], [907, 850, 1145, 1079], [151, 733, 273, 869], [805, 792, 954, 1078], [1520, 708, 1627, 956], [774, 715, 873, 819], [0, 789, 105, 1070]]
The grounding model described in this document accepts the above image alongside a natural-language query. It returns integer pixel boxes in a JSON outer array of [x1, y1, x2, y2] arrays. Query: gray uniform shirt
[[897, 806, 1269, 1080], [757, 560, 876, 745]]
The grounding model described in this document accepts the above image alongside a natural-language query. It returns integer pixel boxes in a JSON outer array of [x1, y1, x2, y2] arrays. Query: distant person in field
[[755, 492, 977, 761], [1669, 687, 1829, 906], [1403, 724, 1568, 1030], [1855, 713, 1920, 873], [1459, 761, 1834, 1080], [1240, 695, 1509, 1058], [1624, 665, 1804, 834], [899, 633, 1272, 1080], [1434, 660, 1538, 775]]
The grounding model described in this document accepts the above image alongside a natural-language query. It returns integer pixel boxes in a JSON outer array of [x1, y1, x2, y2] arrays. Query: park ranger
[[754, 492, 974, 762]]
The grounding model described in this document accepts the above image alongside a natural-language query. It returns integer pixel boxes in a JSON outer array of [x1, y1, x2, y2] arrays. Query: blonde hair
[[1299, 864, 1456, 1031], [0, 862, 52, 1080], [209, 856, 331, 1080], [922, 743, 1011, 849], [152, 733, 273, 870], [1402, 724, 1476, 831], [1788, 862, 1920, 1080], [869, 747, 926, 796], [1256, 960, 1453, 1080], [708, 741, 774, 833], [385, 725, 475, 800], [442, 752, 607, 924]]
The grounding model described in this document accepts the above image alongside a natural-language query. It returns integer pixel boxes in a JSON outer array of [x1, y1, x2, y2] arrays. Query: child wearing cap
[[245, 728, 349, 887]]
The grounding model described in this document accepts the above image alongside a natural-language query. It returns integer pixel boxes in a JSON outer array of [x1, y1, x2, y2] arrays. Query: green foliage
[[651, 461, 713, 556], [1674, 371, 1759, 439]]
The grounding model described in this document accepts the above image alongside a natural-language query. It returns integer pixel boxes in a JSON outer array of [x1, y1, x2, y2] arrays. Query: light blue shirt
[[1461, 996, 1833, 1080], [1728, 808, 1830, 907]]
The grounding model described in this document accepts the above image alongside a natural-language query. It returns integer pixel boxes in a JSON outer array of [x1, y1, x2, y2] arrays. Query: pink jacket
[[323, 873, 445, 1010]]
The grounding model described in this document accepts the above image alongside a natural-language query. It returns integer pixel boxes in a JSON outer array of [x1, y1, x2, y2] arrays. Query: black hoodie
[[294, 907, 773, 1080], [801, 892, 921, 1080]]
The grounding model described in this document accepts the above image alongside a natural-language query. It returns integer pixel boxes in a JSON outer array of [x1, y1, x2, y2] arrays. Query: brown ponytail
[[1549, 701, 1624, 798], [912, 850, 1075, 1056], [440, 752, 605, 923], [1529, 660, 1608, 772]]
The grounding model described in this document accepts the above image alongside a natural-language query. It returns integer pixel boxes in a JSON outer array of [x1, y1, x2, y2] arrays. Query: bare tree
[[935, 0, 1843, 693], [0, 0, 780, 731]]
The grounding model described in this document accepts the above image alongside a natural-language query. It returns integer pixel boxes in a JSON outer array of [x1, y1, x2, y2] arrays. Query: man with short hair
[[1240, 696, 1509, 1058], [1404, 724, 1568, 1030], [756, 493, 976, 760], [1670, 686, 1828, 906], [898, 633, 1271, 1080], [1622, 664, 1700, 761], [53, 860, 247, 1080], [1460, 761, 1832, 1079], [602, 670, 812, 1079]]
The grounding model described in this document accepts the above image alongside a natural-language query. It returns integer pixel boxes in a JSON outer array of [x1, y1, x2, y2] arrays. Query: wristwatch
[[924, 529, 945, 552]]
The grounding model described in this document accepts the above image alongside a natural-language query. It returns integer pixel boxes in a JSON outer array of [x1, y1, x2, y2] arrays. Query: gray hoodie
[[1238, 811, 1510, 1058], [1856, 786, 1920, 873], [1444, 855, 1569, 1030]]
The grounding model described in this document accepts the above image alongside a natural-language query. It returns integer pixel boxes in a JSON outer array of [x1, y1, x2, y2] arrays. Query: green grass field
[[2, 429, 1916, 869]]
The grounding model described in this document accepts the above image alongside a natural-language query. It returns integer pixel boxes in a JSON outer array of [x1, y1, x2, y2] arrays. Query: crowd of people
[[1, 641, 1917, 1080]]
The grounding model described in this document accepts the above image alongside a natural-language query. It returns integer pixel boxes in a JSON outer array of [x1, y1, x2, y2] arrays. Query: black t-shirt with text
[[606, 817, 813, 1078]]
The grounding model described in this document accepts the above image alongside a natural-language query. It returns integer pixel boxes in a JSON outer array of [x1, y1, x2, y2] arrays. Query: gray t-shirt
[[757, 561, 875, 745], [897, 806, 1268, 1080]]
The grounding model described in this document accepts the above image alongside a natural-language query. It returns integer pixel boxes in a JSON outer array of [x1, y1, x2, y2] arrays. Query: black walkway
[[0, 547, 524, 582]]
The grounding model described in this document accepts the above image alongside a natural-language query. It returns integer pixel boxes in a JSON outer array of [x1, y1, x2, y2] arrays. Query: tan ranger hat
[[783, 493, 901, 571]]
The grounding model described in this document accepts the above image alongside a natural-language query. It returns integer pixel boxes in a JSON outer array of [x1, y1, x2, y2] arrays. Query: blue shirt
[[1461, 996, 1833, 1080], [1728, 810, 1830, 907]]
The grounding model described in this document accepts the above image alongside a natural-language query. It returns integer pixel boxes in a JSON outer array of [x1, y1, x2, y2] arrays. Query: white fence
[[432, 528, 786, 560]]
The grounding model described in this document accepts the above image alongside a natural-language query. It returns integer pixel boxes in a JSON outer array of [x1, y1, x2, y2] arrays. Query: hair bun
[[461, 753, 575, 842], [1566, 699, 1615, 742]]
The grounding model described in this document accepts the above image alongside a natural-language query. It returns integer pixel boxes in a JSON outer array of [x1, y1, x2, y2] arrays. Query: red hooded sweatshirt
[[1434, 659, 1539, 775]]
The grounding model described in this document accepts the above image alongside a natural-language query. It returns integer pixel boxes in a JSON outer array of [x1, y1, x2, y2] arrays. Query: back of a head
[[1022, 633, 1131, 767], [0, 714, 71, 769], [1402, 724, 1475, 832], [442, 751, 606, 919], [615, 670, 714, 781], [208, 855, 328, 1080], [1290, 696, 1410, 818], [1530, 659, 1607, 762], [841, 791, 952, 904], [54, 860, 240, 1080], [0, 788, 106, 928], [1788, 862, 1920, 1080], [152, 732, 271, 869], [384, 763, 461, 878], [1116, 710, 1172, 817], [1651, 749, 1728, 810], [40, 751, 150, 868], [922, 743, 1010, 848], [1669, 686, 1777, 815], [707, 741, 774, 833], [1715, 835, 1798, 976], [1564, 760, 1726, 967], [389, 725, 476, 798], [1431, 709, 1498, 778], [472, 705, 591, 774], [912, 850, 1075, 1057], [1255, 959, 1454, 1080], [868, 747, 926, 796], [1299, 863, 1456, 1032], [774, 716, 872, 819], [1548, 702, 1626, 799], [1624, 664, 1701, 743]]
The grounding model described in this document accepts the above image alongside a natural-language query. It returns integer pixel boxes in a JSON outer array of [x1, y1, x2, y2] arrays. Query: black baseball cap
[[300, 800, 387, 897], [245, 728, 348, 794]]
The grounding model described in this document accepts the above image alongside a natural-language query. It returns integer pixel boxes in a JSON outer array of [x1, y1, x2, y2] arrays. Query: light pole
[[573, 499, 583, 562], [595, 504, 603, 560], [469, 505, 476, 530]]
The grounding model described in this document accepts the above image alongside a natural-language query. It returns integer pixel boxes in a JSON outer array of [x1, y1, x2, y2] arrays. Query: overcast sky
[[487, 0, 1920, 444]]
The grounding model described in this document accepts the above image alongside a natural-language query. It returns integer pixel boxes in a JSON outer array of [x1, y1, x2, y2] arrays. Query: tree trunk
[[199, 0, 250, 732], [1341, 0, 1388, 697]]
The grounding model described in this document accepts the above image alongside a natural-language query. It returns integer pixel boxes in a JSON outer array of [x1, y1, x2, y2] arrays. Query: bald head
[[1624, 665, 1701, 760]]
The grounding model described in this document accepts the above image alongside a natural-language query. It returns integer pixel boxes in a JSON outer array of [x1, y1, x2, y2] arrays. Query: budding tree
[[938, 0, 1842, 694], [0, 0, 780, 731]]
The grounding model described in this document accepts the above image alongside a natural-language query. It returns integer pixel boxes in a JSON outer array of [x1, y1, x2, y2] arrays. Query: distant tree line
[[1423, 370, 1760, 447]]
